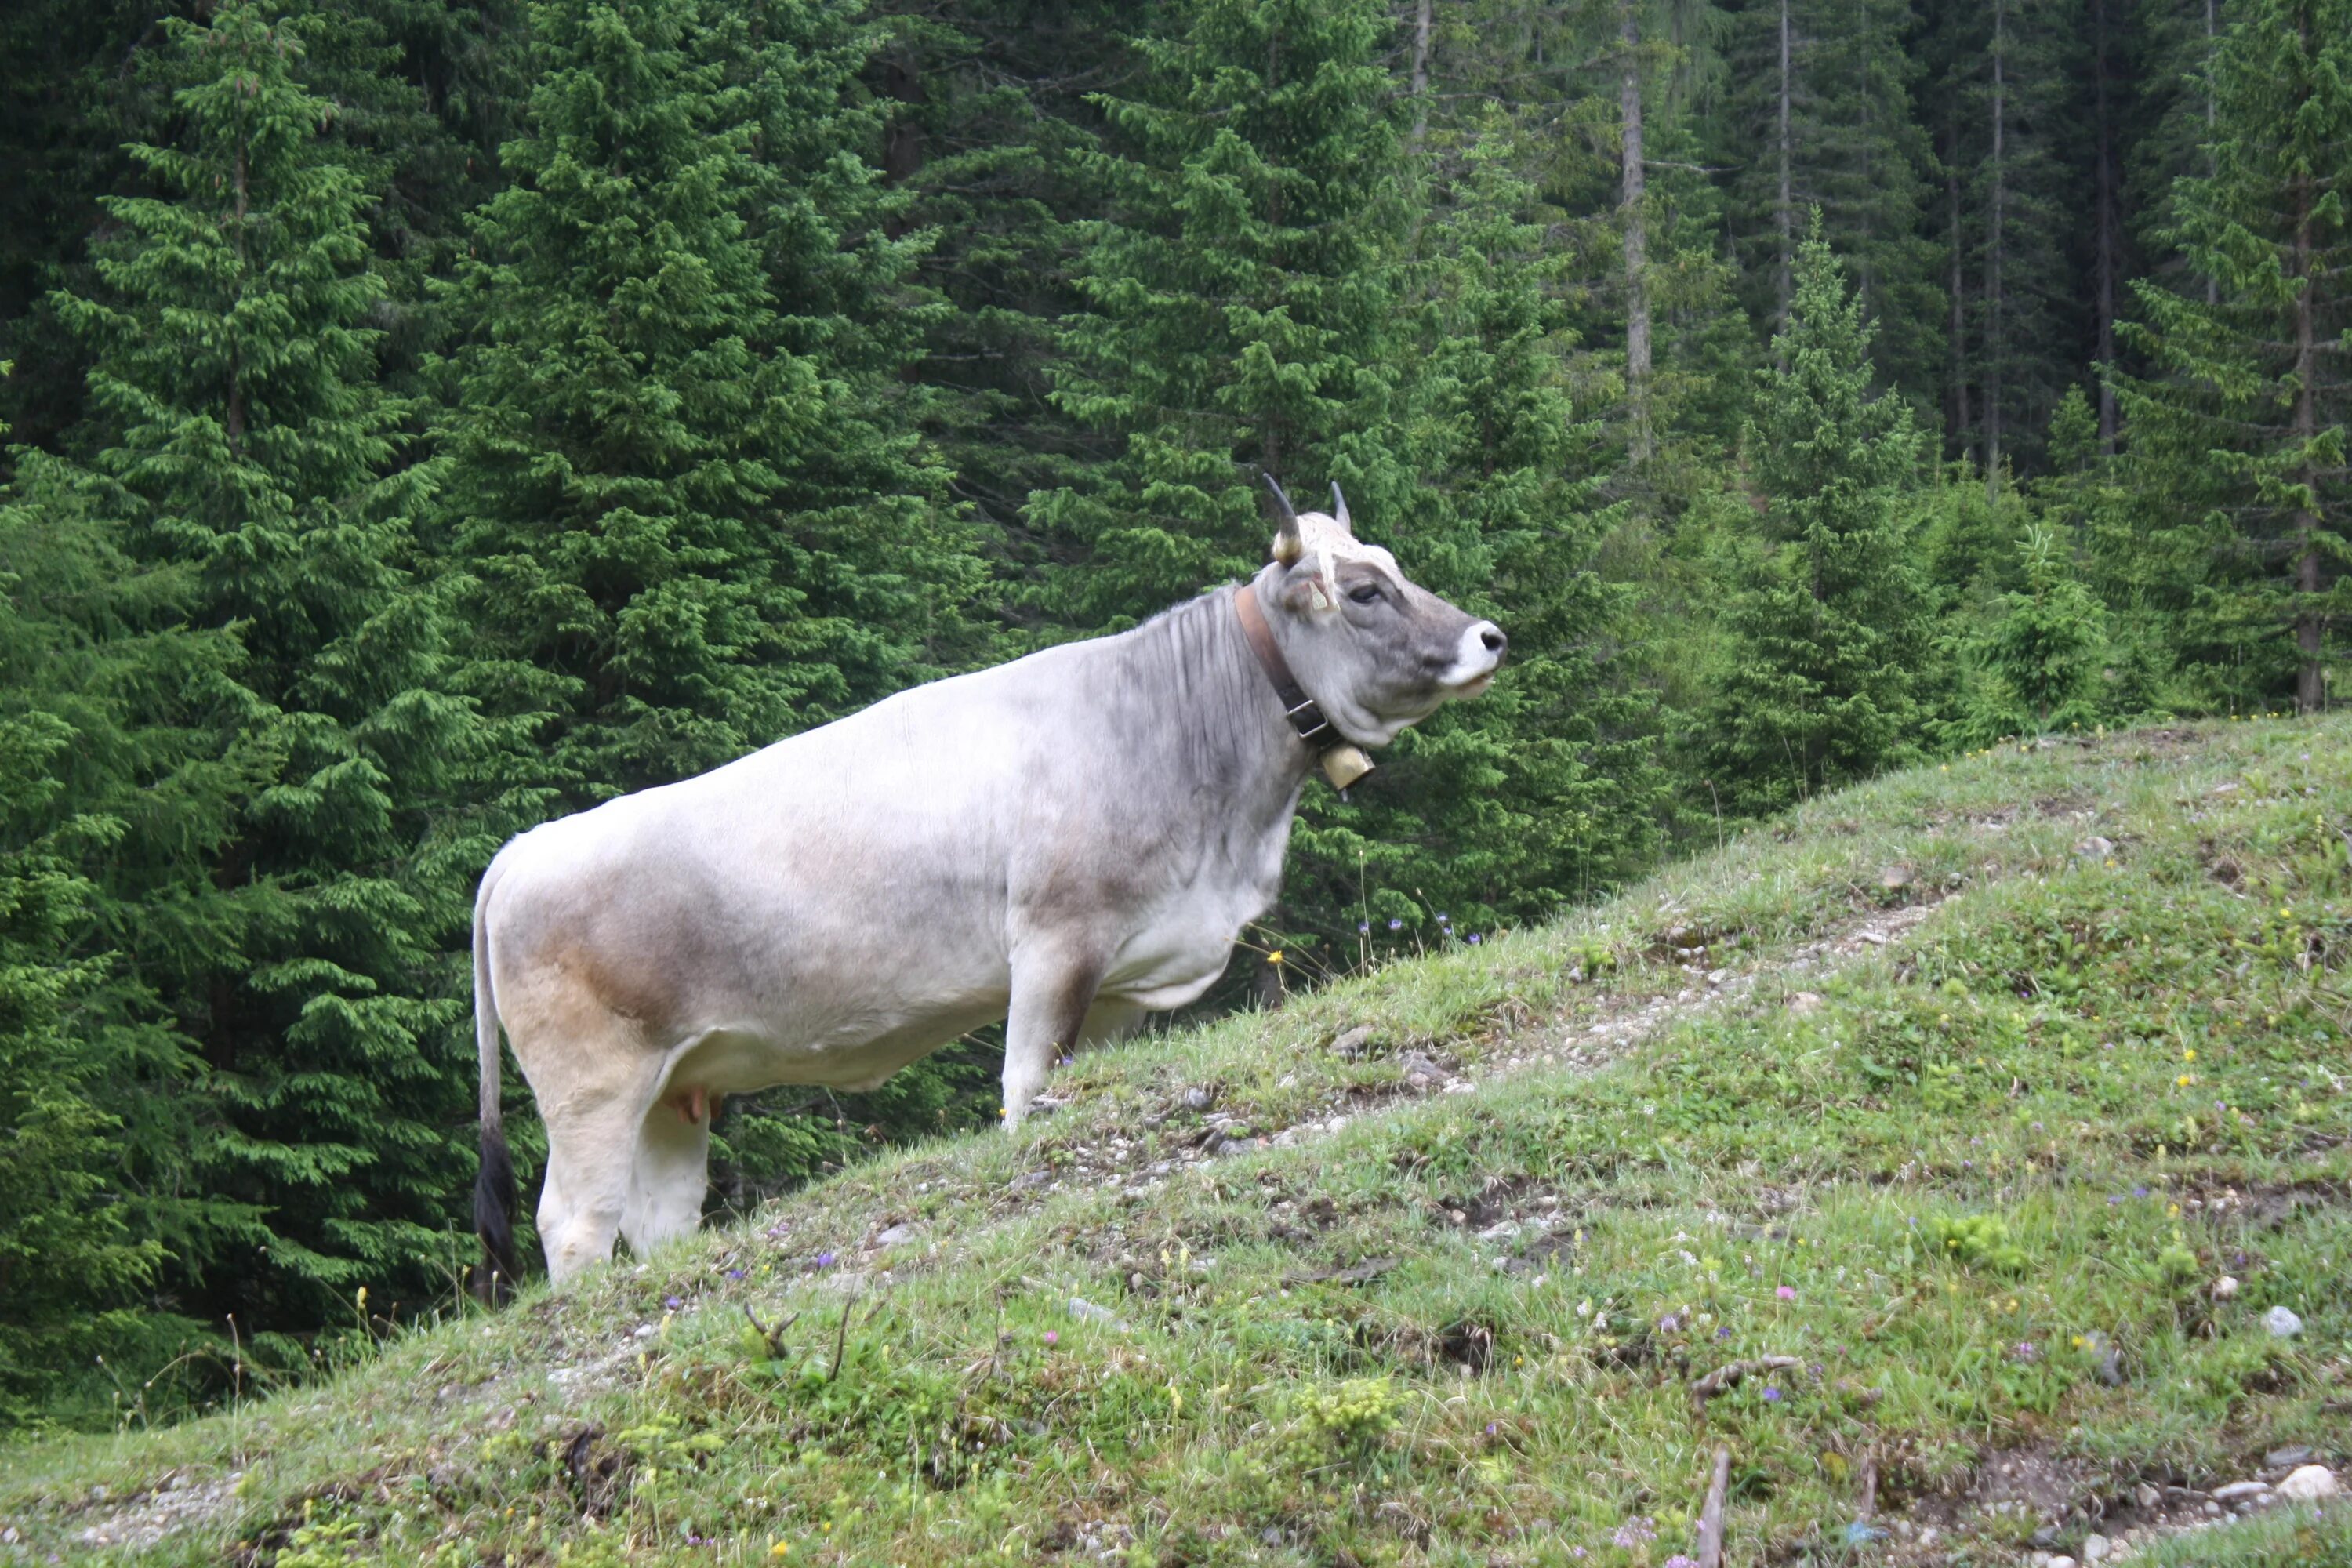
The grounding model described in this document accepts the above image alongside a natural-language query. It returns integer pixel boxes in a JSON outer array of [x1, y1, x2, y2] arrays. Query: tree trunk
[[1983, 0, 2005, 502], [2291, 19, 2325, 712], [2205, 0, 2219, 309], [880, 50, 926, 239], [1621, 2, 1651, 462], [2092, 0, 2118, 455], [1946, 110, 1971, 468], [1775, 0, 1794, 337], [1410, 0, 1433, 147]]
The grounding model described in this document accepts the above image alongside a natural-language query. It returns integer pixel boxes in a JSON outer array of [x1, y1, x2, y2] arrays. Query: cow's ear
[[1278, 557, 1338, 615]]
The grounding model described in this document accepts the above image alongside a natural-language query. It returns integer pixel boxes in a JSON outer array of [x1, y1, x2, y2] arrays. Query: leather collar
[[1232, 583, 1339, 749]]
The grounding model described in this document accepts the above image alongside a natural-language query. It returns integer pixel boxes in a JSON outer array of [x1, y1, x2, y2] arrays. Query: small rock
[[1879, 864, 1914, 890], [2276, 1465, 2339, 1502], [1329, 1026, 1375, 1059], [2212, 1274, 2240, 1299], [874, 1223, 915, 1247], [2031, 1526, 2063, 1548], [1067, 1297, 1124, 1328], [2211, 1480, 2269, 1504], [2265, 1446, 2314, 1470], [2203, 1501, 2222, 1515], [2031, 1552, 2054, 1566], [1181, 1085, 1216, 1112], [2082, 1532, 2111, 1564], [2075, 836, 2116, 858], [631, 1323, 656, 1339], [2264, 1305, 2303, 1338], [2047, 1557, 2078, 1568], [1009, 1170, 1051, 1191], [1490, 1256, 1528, 1276], [2134, 1483, 2163, 1511], [1, 1525, 18, 1544], [1787, 991, 1824, 1015]]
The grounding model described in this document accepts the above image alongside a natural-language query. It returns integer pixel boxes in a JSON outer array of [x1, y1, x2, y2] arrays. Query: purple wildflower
[[2132, 1185, 2150, 1199], [1044, 1330, 1058, 1346], [1611, 1518, 1657, 1549], [1359, 922, 1371, 935], [1762, 1385, 1784, 1403], [664, 1295, 683, 1310], [1388, 917, 1403, 931], [1659, 1312, 1682, 1334], [1776, 1285, 1797, 1301], [1468, 933, 1483, 945], [1437, 913, 1450, 926], [1715, 1326, 1733, 1341], [815, 1250, 837, 1269], [1664, 1558, 1700, 1568], [1486, 1421, 1499, 1436]]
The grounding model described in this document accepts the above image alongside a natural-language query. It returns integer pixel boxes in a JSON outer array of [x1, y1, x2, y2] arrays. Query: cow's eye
[[1348, 583, 1383, 605]]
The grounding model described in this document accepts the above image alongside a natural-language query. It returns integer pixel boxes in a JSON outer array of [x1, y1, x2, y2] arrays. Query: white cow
[[472, 482, 1504, 1291]]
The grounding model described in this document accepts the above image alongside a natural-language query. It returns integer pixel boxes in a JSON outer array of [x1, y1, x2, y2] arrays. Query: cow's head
[[1258, 477, 1505, 748]]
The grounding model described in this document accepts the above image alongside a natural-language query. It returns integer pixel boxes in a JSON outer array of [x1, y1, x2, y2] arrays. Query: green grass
[[4, 718, 2348, 1566]]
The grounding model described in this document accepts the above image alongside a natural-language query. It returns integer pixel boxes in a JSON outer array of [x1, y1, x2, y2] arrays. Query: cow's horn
[[1330, 481, 1352, 534], [1264, 473, 1303, 565]]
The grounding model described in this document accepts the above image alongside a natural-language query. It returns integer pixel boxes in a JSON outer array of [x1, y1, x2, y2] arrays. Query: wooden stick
[[1689, 1353, 1800, 1412], [1697, 1446, 1732, 1568]]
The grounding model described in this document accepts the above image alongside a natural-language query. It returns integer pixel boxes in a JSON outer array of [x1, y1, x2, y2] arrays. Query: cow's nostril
[[1480, 626, 1507, 655]]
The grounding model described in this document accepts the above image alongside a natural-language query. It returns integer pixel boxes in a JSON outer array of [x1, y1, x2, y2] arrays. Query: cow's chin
[[1449, 672, 1495, 700]]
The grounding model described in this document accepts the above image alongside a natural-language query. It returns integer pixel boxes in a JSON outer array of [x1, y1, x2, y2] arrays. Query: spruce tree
[[1033, 0, 1413, 630], [443, 0, 989, 1200], [1916, 0, 2092, 484], [1694, 223, 1929, 813], [447, 0, 975, 805], [49, 0, 485, 1327], [1717, 0, 1944, 418], [1973, 523, 2110, 736], [2114, 0, 2350, 712], [1334, 125, 1667, 939]]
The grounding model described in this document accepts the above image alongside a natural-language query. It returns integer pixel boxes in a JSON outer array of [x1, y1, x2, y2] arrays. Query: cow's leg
[[534, 1054, 666, 1287], [1002, 950, 1102, 1129], [622, 1087, 713, 1258]]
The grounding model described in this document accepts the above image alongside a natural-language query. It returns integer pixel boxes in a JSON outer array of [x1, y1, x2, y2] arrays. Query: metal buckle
[[1287, 699, 1333, 744]]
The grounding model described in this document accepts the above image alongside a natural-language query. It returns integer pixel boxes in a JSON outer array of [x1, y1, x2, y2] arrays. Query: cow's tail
[[472, 855, 521, 1305]]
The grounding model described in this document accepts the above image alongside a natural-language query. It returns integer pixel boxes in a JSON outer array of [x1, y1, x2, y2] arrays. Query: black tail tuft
[[473, 1124, 520, 1305]]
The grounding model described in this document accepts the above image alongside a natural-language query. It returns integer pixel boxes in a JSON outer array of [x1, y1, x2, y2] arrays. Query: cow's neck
[[1101, 582, 1319, 848]]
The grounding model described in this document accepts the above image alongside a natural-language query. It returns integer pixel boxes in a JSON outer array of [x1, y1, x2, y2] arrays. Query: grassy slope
[[5, 718, 2350, 1567]]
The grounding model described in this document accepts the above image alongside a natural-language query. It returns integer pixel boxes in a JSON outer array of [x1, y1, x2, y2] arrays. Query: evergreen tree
[[1917, 0, 2091, 484], [447, 0, 975, 805], [1717, 0, 1943, 417], [1693, 223, 1929, 813], [1033, 0, 1412, 630], [48, 1, 485, 1327], [1972, 522, 2109, 735], [2113, 0, 2351, 712], [866, 0, 1130, 599], [443, 0, 991, 1202], [1334, 125, 1668, 939]]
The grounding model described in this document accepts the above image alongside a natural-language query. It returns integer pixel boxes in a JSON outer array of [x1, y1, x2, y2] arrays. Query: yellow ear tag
[[1321, 745, 1374, 789]]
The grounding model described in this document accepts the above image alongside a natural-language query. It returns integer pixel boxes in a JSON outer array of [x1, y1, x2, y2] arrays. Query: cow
[[471, 480, 1505, 1293]]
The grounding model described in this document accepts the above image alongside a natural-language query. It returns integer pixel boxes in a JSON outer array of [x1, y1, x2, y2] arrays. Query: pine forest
[[0, 0, 2344, 1432]]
